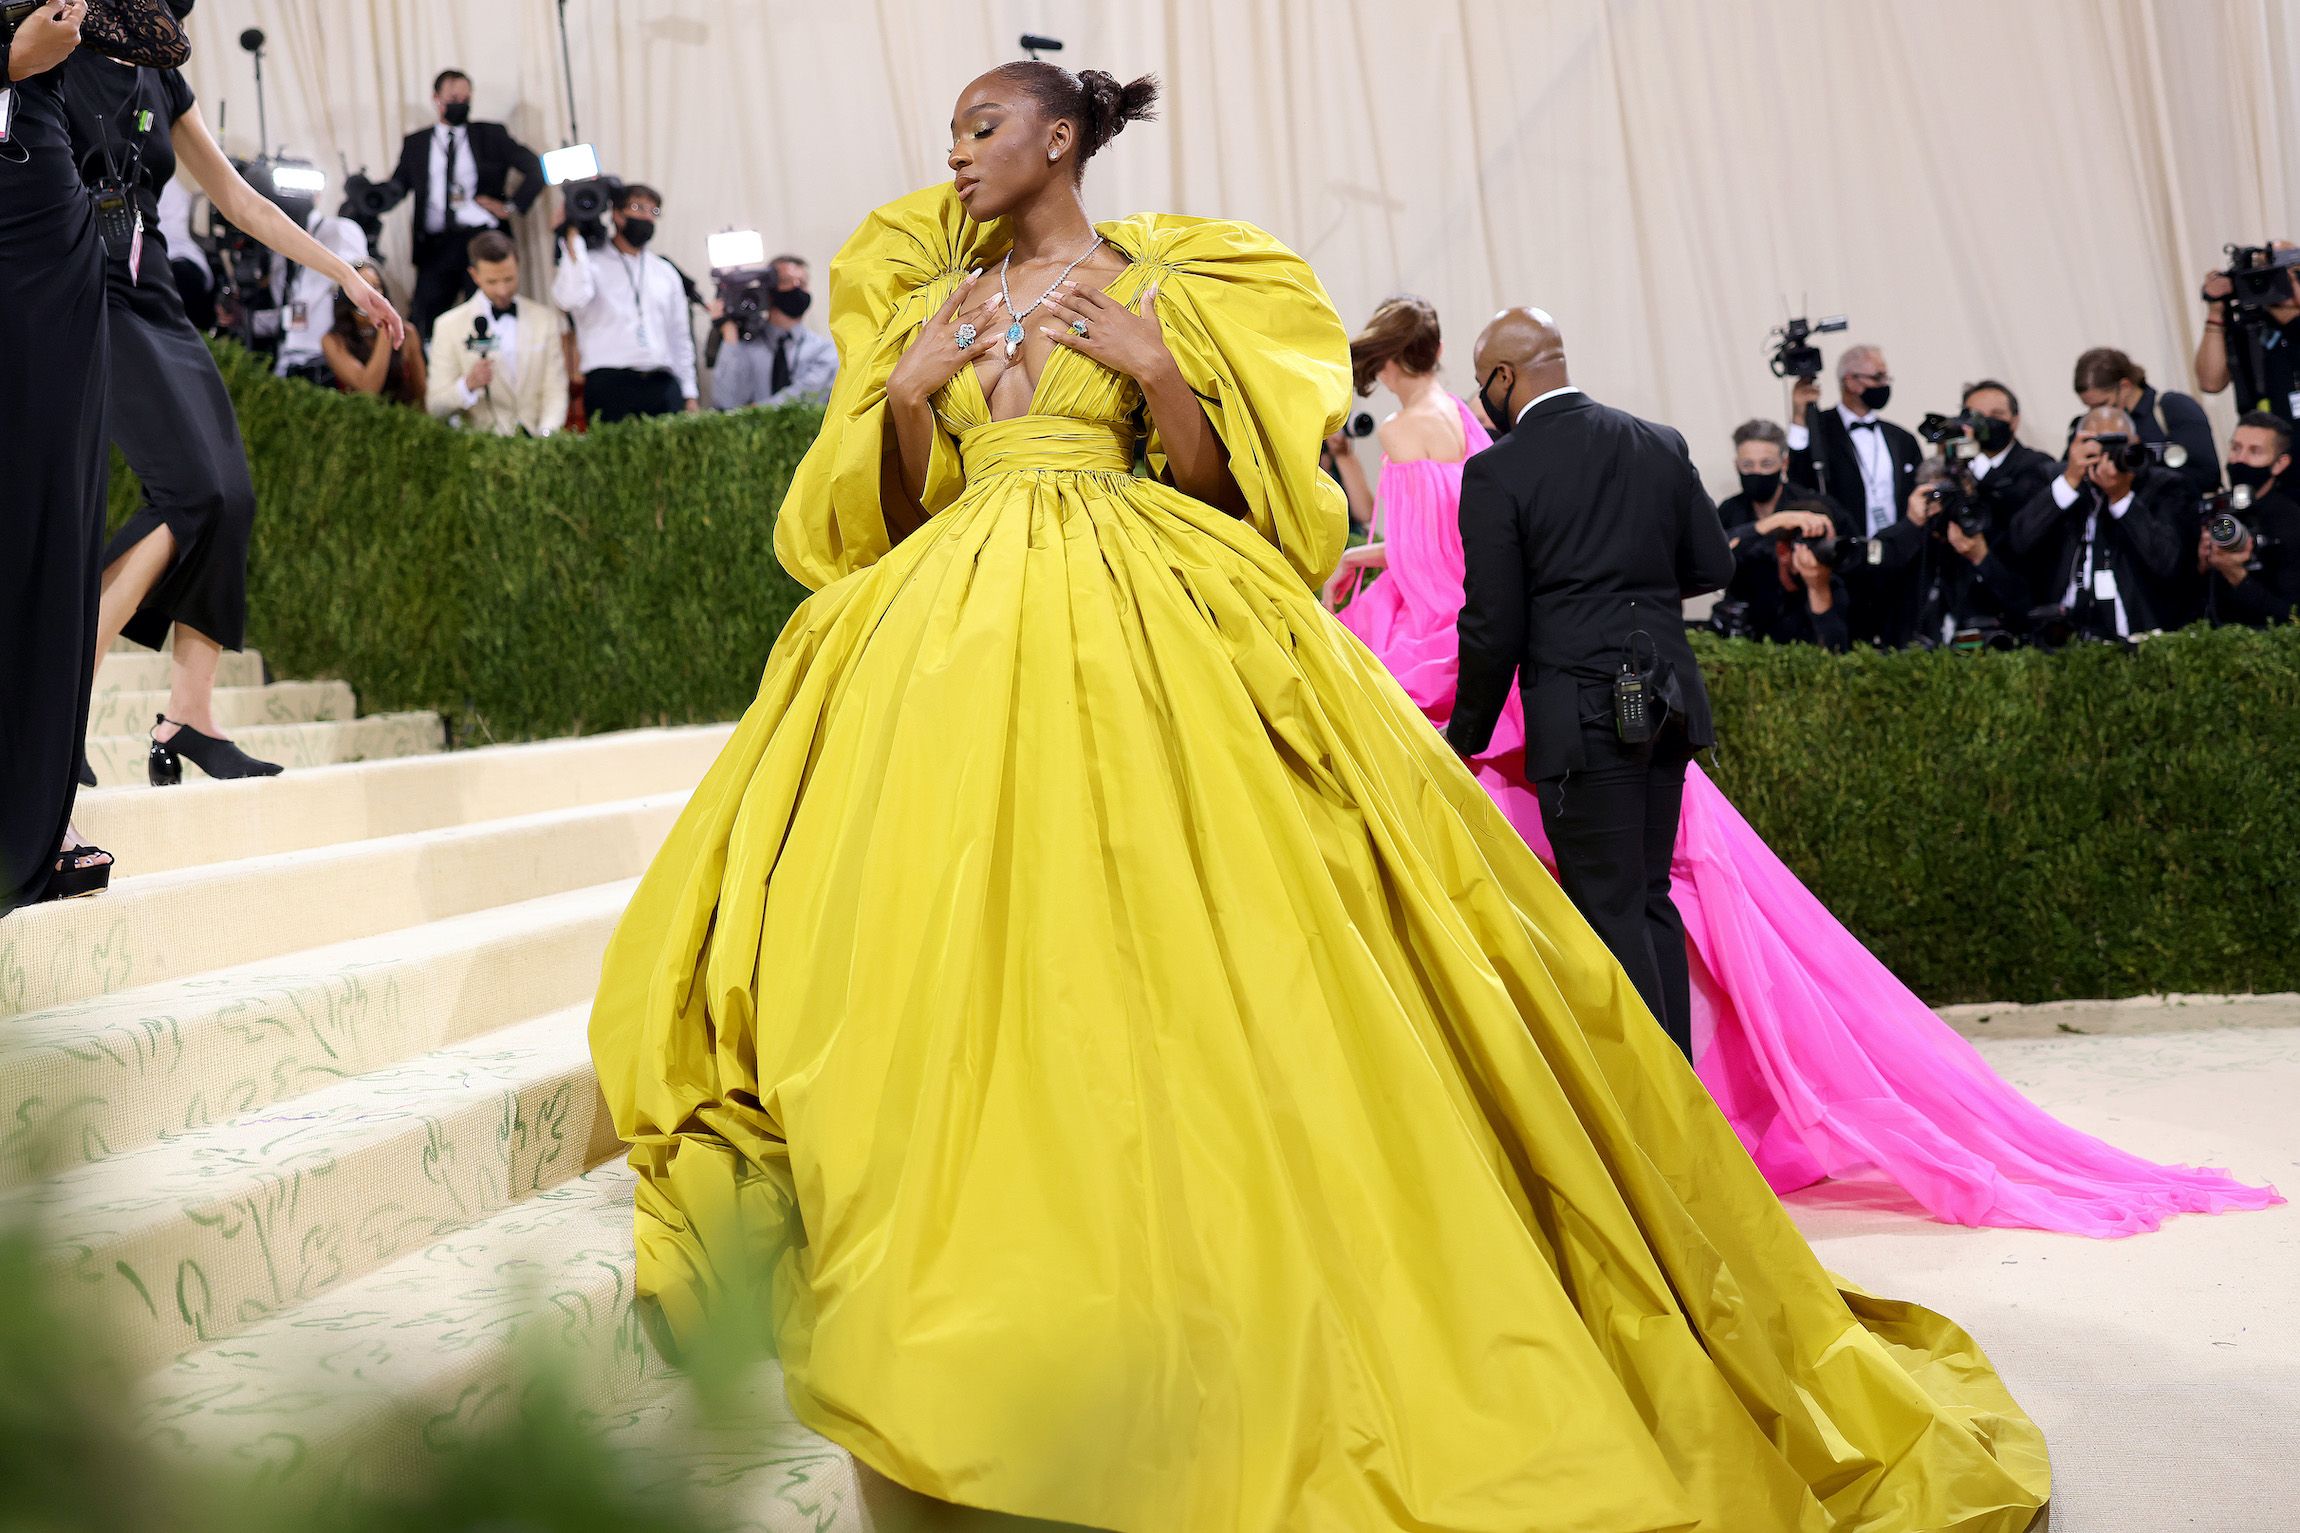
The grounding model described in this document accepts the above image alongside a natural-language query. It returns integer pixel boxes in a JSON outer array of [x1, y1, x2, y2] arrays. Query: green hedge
[[109, 342, 821, 747], [1695, 629, 2300, 1003], [111, 348, 2300, 1003]]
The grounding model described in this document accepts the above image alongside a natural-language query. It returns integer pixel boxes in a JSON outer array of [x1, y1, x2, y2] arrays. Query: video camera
[[543, 144, 621, 250], [2218, 244, 2300, 316], [1768, 314, 1848, 382], [1912, 413, 1991, 539], [339, 168, 408, 250]]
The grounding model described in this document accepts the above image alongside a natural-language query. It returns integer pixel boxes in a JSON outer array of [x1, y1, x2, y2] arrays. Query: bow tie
[[1848, 419, 1882, 432], [489, 305, 517, 322]]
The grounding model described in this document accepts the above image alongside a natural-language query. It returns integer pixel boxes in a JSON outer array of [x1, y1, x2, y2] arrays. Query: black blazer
[[394, 120, 545, 242], [2010, 464, 2189, 633], [1787, 404, 1923, 536], [1449, 392, 1736, 779]]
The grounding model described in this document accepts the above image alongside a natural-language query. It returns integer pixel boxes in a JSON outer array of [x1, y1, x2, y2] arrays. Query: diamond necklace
[[998, 233, 1105, 358]]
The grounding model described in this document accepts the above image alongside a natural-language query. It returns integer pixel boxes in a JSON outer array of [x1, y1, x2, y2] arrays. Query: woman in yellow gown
[[589, 62, 2049, 1532]]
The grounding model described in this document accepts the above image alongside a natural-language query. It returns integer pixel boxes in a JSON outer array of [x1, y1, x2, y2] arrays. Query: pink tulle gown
[[1337, 395, 2279, 1236]]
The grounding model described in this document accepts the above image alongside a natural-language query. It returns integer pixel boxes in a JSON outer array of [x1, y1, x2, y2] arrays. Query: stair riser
[[0, 902, 623, 1189], [85, 682, 356, 741], [77, 727, 732, 876], [83, 712, 446, 788], [51, 1055, 617, 1376], [0, 797, 682, 1018], [94, 651, 266, 694]]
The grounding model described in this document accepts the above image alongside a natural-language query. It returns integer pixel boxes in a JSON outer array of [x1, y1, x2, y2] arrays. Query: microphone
[[239, 28, 266, 53], [471, 314, 496, 355], [1019, 33, 1064, 57]]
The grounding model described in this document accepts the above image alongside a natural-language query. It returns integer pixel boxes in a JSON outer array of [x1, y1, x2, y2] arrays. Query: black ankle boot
[[148, 714, 285, 786]]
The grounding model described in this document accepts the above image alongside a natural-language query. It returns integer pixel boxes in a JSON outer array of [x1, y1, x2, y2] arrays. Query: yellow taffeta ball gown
[[589, 185, 2049, 1533]]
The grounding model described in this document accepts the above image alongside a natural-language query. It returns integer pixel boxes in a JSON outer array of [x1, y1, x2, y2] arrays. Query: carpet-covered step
[[0, 793, 686, 1019], [94, 649, 267, 694], [83, 711, 446, 787], [607, 1361, 863, 1532], [29, 1006, 613, 1376], [75, 726, 732, 876], [0, 881, 635, 1189], [85, 680, 356, 741], [137, 1163, 649, 1493], [137, 1162, 858, 1526]]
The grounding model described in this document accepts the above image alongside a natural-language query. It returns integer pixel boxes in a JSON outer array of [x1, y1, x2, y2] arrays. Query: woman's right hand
[[886, 270, 999, 407], [10, 0, 88, 78]]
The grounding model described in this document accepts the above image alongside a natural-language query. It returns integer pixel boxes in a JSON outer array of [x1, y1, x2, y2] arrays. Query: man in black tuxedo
[[1787, 344, 1923, 645], [2011, 405, 2189, 638], [1447, 308, 1735, 1058], [393, 70, 545, 341]]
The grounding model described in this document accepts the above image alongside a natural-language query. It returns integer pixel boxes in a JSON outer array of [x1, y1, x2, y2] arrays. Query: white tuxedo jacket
[[426, 293, 570, 437]]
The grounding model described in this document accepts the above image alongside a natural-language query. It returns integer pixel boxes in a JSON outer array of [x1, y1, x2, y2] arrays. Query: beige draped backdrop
[[175, 0, 2300, 478]]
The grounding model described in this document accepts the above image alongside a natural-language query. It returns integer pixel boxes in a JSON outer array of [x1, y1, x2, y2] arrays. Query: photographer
[[710, 254, 836, 410], [1895, 459, 2032, 642], [1713, 422, 1848, 650], [552, 183, 698, 422], [2198, 411, 2300, 627], [427, 231, 567, 437], [2194, 241, 2300, 424], [2012, 406, 2187, 638], [1788, 344, 1921, 646], [2070, 347, 2218, 495], [393, 70, 545, 341]]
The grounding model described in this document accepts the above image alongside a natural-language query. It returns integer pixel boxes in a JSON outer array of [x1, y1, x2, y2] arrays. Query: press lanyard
[[617, 247, 649, 348]]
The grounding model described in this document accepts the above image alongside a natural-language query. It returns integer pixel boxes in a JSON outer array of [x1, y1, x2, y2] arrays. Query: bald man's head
[[1473, 307, 1571, 432]]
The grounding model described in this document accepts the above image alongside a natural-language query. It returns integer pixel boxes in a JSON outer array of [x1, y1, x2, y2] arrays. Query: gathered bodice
[[931, 260, 1151, 480]]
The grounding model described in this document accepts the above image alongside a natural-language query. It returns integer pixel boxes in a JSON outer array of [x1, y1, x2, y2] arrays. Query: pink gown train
[[1338, 395, 2279, 1236]]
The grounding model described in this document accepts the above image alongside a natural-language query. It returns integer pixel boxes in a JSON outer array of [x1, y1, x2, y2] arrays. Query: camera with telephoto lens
[[1336, 410, 1376, 439], [1705, 598, 1758, 641], [714, 266, 775, 344], [2218, 243, 2300, 316], [1768, 313, 1849, 381], [2202, 484, 2278, 557], [2086, 432, 2186, 474], [339, 169, 408, 249]]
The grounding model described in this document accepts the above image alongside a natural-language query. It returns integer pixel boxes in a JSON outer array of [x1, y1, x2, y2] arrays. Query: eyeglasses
[[1845, 370, 1894, 385], [623, 203, 663, 219]]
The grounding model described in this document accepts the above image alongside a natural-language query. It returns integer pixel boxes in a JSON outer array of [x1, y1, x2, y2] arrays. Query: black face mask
[[770, 285, 812, 320], [1858, 383, 1892, 413], [619, 217, 657, 249], [1969, 415, 2014, 454], [1478, 366, 1515, 440], [441, 101, 472, 128], [2228, 460, 2278, 494], [1738, 469, 1783, 504]]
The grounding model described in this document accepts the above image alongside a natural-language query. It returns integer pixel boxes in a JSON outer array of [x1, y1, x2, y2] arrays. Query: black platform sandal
[[148, 714, 285, 786], [43, 843, 114, 901]]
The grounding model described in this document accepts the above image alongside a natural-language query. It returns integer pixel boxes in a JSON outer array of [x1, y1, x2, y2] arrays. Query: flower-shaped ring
[[956, 322, 979, 350], [1070, 318, 1090, 338]]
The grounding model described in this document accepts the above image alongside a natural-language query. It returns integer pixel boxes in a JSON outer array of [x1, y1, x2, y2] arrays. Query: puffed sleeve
[[1103, 212, 1353, 587], [771, 185, 1007, 590]]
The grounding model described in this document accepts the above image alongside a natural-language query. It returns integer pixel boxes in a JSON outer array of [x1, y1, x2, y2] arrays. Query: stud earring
[[1048, 150, 1059, 161]]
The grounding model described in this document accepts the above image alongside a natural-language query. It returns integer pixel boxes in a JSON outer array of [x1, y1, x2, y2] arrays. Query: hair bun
[[1076, 69, 1160, 157]]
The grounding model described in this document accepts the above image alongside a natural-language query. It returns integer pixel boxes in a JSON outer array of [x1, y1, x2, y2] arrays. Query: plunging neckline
[[962, 242, 1140, 426]]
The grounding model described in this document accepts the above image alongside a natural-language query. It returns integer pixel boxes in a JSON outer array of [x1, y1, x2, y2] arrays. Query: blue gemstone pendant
[[1004, 320, 1025, 357]]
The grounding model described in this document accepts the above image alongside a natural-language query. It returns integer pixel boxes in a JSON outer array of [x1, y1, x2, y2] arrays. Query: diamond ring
[[1070, 319, 1090, 338], [956, 322, 979, 350]]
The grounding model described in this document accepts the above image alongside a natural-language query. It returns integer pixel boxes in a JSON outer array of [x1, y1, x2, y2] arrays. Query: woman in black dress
[[320, 259, 427, 406], [0, 0, 186, 912], [65, 17, 400, 785]]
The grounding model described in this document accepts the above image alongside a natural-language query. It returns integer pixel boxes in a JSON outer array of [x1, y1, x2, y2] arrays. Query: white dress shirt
[[551, 239, 699, 401], [1970, 442, 2011, 481], [1515, 384, 1584, 422], [2049, 475, 2134, 635], [426, 125, 495, 235], [274, 213, 372, 375], [1787, 404, 1898, 534]]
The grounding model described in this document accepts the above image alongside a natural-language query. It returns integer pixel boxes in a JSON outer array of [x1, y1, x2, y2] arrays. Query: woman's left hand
[[345, 274, 407, 351], [1039, 280, 1173, 385]]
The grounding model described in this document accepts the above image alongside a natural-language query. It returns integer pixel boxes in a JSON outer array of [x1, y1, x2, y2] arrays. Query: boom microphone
[[1019, 33, 1064, 57], [238, 27, 265, 52]]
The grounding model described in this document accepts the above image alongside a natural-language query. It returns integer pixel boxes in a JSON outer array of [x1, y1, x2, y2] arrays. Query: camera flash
[[269, 163, 328, 195], [543, 143, 602, 186], [709, 229, 767, 272]]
